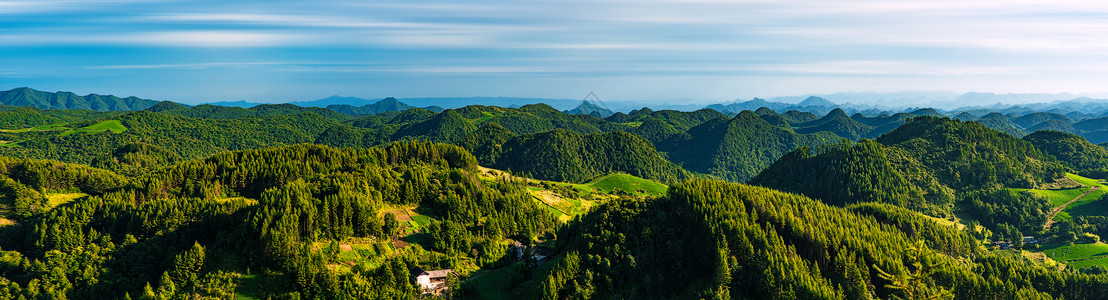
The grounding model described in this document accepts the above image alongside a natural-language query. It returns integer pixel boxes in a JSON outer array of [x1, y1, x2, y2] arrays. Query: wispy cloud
[[4, 0, 1108, 101]]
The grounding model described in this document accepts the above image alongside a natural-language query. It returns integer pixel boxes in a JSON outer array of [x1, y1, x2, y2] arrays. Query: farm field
[[45, 193, 89, 209], [1009, 173, 1108, 222], [59, 120, 127, 136], [526, 173, 668, 221], [1039, 242, 1108, 270]]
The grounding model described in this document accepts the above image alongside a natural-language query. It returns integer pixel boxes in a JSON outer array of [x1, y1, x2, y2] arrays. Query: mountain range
[[0, 87, 161, 111]]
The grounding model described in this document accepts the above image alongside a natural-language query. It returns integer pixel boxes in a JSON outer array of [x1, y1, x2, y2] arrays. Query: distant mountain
[[708, 96, 854, 116], [706, 98, 793, 114], [953, 112, 977, 121], [1013, 112, 1073, 128], [399, 97, 581, 111], [564, 101, 615, 118], [0, 87, 160, 111], [908, 108, 942, 117], [976, 113, 1027, 137], [201, 100, 261, 108], [326, 97, 415, 115], [290, 95, 378, 107], [797, 96, 836, 107], [155, 103, 352, 121], [1027, 120, 1077, 134]]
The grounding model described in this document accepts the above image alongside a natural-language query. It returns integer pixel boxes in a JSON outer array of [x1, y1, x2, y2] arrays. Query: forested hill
[[659, 111, 839, 182], [487, 129, 689, 183], [4, 99, 1108, 187], [1024, 130, 1108, 178], [0, 141, 561, 299], [752, 116, 1066, 243], [7, 92, 1108, 299], [535, 179, 1108, 299], [0, 87, 161, 111]]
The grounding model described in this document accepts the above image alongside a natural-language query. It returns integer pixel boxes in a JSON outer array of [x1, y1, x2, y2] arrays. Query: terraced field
[[526, 173, 668, 221], [1041, 242, 1108, 270], [1009, 173, 1108, 224]]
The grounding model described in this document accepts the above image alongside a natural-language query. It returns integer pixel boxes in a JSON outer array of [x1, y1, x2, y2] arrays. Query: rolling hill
[[0, 87, 160, 111]]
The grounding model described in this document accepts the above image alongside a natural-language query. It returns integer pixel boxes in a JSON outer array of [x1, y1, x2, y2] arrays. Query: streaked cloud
[[2, 0, 1108, 102]]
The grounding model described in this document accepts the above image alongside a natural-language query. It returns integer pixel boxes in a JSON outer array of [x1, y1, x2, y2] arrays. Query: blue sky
[[2, 0, 1108, 104]]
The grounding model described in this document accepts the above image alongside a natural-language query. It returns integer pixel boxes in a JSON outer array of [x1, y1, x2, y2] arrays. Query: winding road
[[1044, 186, 1101, 230]]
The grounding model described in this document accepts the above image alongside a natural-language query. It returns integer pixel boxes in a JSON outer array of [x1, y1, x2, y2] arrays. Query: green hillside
[[1024, 130, 1108, 178], [528, 179, 1106, 299], [661, 111, 839, 182], [493, 129, 688, 183], [0, 87, 161, 111]]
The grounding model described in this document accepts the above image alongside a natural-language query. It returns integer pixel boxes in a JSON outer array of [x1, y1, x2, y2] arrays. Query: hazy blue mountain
[[564, 101, 615, 117], [706, 98, 793, 114], [326, 97, 414, 115], [291, 95, 379, 107], [1013, 112, 1074, 128], [954, 112, 978, 121], [976, 113, 1028, 137], [399, 97, 581, 110], [797, 96, 836, 107], [201, 100, 263, 108], [0, 87, 160, 111], [1028, 119, 1077, 134], [908, 108, 943, 117]]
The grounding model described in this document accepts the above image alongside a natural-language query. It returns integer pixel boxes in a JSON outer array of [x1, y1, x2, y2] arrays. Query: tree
[[873, 240, 953, 300], [383, 213, 400, 238]]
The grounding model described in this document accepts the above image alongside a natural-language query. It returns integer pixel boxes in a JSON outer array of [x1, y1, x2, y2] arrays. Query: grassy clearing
[[409, 214, 433, 230], [1039, 242, 1108, 270], [584, 173, 668, 196], [234, 274, 262, 300], [215, 197, 259, 206], [1011, 187, 1089, 207], [45, 193, 88, 209], [1068, 173, 1107, 188], [60, 120, 126, 136], [476, 167, 667, 222], [468, 263, 519, 300], [1009, 173, 1108, 222], [314, 240, 398, 274]]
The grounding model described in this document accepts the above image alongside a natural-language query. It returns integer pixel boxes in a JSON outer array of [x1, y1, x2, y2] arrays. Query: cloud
[[86, 62, 287, 69], [5, 0, 1108, 100]]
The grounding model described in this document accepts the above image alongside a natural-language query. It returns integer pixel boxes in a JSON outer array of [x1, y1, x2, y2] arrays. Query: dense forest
[[1, 95, 1108, 299], [0, 142, 559, 299]]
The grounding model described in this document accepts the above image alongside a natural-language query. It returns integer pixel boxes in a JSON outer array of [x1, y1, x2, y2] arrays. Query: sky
[[3, 0, 1108, 105]]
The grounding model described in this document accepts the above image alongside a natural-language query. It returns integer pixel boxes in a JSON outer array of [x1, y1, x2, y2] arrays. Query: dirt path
[[1044, 186, 1101, 230]]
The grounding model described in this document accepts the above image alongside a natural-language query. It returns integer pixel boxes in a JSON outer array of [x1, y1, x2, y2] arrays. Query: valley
[[2, 90, 1108, 299]]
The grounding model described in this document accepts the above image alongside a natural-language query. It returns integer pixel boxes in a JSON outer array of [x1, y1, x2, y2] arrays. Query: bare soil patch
[[383, 209, 414, 222]]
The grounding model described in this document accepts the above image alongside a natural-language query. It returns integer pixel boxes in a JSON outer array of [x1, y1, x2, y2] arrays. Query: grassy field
[[59, 120, 127, 136], [1068, 173, 1108, 188], [1010, 187, 1089, 207], [45, 193, 89, 209], [525, 173, 668, 221], [1040, 242, 1108, 270], [467, 263, 520, 300], [584, 173, 668, 196], [1009, 173, 1108, 221]]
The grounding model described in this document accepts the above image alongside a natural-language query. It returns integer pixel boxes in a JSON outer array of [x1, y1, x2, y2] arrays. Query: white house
[[411, 268, 453, 295]]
